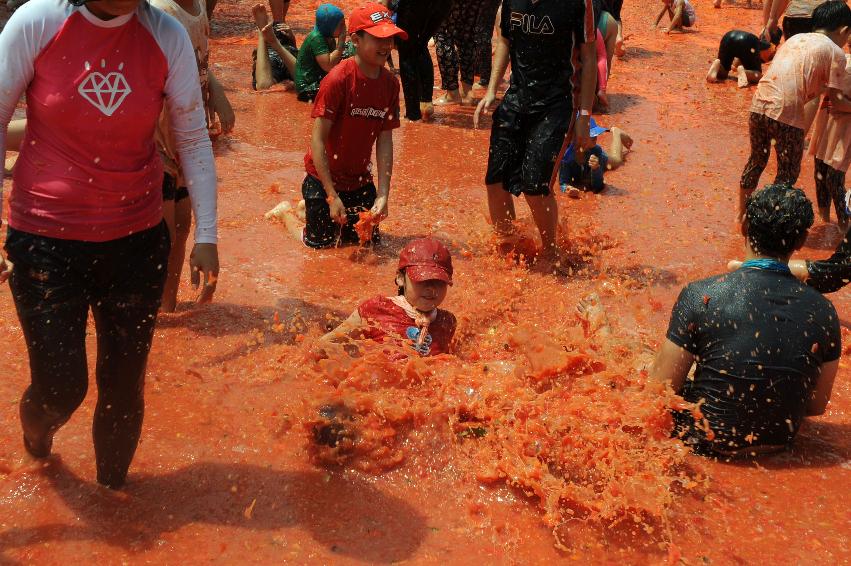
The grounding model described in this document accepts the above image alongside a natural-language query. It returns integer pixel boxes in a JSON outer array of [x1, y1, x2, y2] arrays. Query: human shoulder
[[3, 0, 73, 36], [358, 295, 399, 317]]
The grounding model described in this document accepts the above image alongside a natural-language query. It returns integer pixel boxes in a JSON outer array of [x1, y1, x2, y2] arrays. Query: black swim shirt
[[499, 0, 596, 113], [665, 268, 841, 453]]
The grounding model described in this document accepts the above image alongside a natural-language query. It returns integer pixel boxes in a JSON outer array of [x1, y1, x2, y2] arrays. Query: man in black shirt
[[474, 0, 597, 274], [652, 184, 841, 456]]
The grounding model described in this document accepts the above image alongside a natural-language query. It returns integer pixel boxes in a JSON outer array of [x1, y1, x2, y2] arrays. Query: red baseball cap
[[348, 2, 408, 40], [398, 238, 453, 285]]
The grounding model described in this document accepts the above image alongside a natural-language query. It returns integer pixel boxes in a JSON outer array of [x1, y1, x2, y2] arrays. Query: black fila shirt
[[499, 0, 596, 113]]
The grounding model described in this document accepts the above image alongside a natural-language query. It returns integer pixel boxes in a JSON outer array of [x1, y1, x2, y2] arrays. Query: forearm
[[486, 36, 510, 95], [375, 132, 393, 199], [311, 131, 337, 198], [828, 89, 851, 113], [579, 43, 597, 112]]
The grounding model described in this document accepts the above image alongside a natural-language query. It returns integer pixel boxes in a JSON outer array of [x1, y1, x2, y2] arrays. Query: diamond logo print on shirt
[[77, 60, 132, 117]]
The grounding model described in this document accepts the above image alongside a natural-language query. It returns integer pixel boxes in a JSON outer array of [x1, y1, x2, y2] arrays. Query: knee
[[26, 377, 88, 419]]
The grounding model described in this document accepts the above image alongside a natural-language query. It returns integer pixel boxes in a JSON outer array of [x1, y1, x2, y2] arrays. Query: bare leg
[[738, 66, 761, 87], [706, 59, 726, 82], [602, 13, 617, 77], [252, 5, 277, 90], [161, 197, 192, 313], [487, 182, 517, 238], [268, 0, 287, 22], [460, 82, 475, 105], [607, 126, 633, 170], [524, 192, 559, 257], [670, 1, 684, 31], [615, 20, 625, 57], [266, 200, 307, 241]]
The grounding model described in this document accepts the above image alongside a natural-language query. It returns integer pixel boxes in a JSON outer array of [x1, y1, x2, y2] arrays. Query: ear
[[395, 271, 405, 288], [792, 229, 809, 252]]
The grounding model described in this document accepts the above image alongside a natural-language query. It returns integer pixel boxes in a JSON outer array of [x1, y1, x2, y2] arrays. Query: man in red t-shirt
[[294, 2, 407, 248]]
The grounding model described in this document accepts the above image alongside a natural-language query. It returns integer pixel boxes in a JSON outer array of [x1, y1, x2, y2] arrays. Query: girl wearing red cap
[[320, 237, 457, 357]]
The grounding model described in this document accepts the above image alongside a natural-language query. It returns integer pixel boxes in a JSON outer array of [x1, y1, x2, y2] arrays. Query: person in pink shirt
[[739, 1, 851, 220], [0, 0, 219, 488]]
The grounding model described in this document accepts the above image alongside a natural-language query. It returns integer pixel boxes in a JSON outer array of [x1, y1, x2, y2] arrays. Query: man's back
[[666, 268, 841, 452]]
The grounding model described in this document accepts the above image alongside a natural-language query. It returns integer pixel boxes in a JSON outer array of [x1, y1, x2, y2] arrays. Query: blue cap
[[589, 117, 609, 138]]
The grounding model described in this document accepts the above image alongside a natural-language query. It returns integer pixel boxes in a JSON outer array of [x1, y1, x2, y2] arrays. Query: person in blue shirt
[[559, 118, 632, 197]]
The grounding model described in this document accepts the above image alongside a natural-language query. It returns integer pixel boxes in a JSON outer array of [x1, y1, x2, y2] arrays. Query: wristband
[[579, 109, 591, 116]]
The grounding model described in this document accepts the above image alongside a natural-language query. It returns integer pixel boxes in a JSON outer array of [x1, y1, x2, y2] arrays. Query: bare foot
[[615, 38, 626, 57], [706, 59, 722, 83], [266, 199, 294, 220], [612, 127, 633, 150], [567, 186, 581, 199], [260, 22, 279, 46], [434, 90, 462, 106], [713, 0, 721, 7], [251, 3, 269, 30], [737, 66, 750, 88], [531, 251, 571, 277], [576, 292, 612, 338]]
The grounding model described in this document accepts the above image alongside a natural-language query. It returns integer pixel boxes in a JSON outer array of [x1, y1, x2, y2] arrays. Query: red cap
[[348, 3, 408, 40], [398, 238, 453, 285]]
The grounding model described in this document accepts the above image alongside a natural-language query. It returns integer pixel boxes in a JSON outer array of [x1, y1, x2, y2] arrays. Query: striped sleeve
[[0, 0, 68, 222], [141, 7, 218, 244]]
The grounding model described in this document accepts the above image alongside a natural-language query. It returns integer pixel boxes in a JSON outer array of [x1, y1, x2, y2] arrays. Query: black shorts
[[485, 100, 572, 197], [251, 26, 299, 90], [302, 174, 380, 249], [162, 172, 190, 202], [782, 16, 812, 40]]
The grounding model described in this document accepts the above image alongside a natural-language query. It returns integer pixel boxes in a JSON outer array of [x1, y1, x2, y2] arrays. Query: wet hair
[[758, 27, 782, 49], [745, 184, 813, 258], [812, 1, 851, 32]]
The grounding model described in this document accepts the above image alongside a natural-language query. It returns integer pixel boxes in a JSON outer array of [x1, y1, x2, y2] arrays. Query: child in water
[[559, 118, 632, 197], [320, 238, 457, 357], [652, 0, 696, 34]]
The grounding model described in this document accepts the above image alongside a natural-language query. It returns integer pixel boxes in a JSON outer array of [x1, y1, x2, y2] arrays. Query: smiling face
[[396, 272, 449, 312], [352, 31, 395, 69]]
